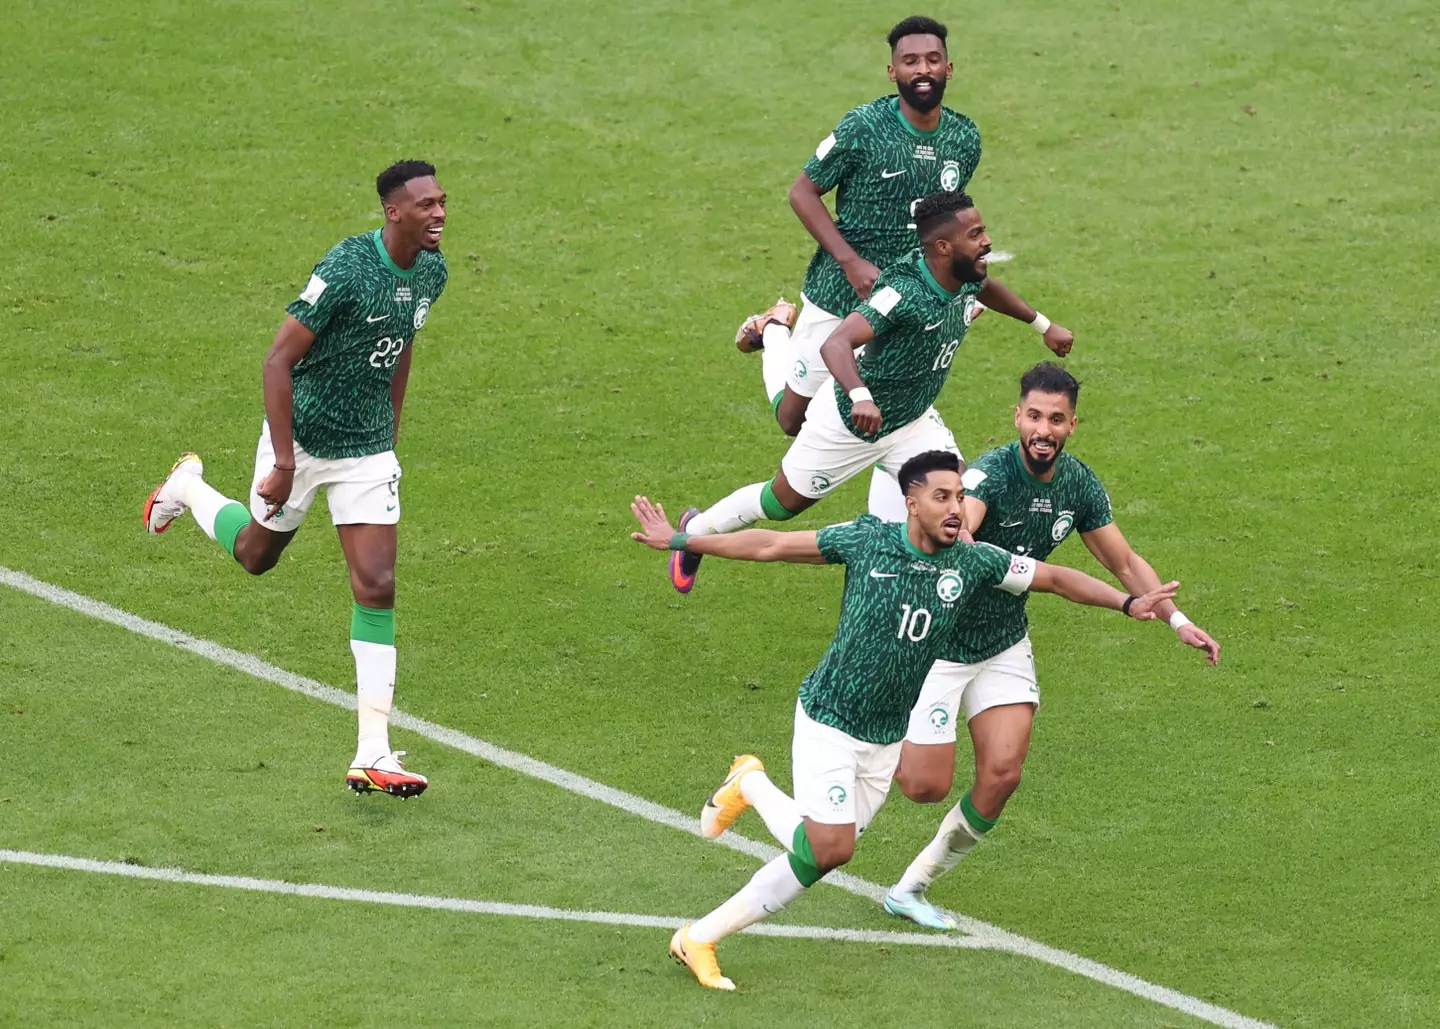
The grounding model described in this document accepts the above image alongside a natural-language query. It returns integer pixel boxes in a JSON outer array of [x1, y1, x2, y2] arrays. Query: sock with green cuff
[[351, 602, 397, 765], [894, 788, 997, 895]]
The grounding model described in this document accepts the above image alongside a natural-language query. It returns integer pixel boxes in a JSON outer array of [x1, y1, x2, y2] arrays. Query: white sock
[[690, 482, 768, 537], [689, 855, 808, 944], [894, 801, 986, 895], [740, 769, 802, 849], [866, 468, 909, 522], [351, 640, 396, 765], [759, 323, 793, 402], [178, 476, 239, 541]]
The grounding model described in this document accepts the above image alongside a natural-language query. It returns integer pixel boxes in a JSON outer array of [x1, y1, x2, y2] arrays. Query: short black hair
[[888, 15, 948, 51], [376, 160, 437, 201], [914, 191, 976, 242], [1019, 362, 1081, 407], [898, 450, 964, 494]]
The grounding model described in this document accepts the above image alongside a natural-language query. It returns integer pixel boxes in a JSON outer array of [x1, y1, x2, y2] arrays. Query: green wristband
[[669, 532, 690, 551]]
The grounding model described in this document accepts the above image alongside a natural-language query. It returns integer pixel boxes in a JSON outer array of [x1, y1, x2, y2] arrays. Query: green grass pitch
[[2, 0, 1437, 1027]]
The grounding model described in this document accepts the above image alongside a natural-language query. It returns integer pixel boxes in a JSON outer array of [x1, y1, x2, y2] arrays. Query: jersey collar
[[890, 96, 942, 139], [371, 228, 416, 279], [898, 522, 936, 561], [916, 252, 958, 302]]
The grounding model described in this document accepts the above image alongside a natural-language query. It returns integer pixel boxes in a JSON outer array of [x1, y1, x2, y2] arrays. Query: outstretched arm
[[630, 496, 828, 564], [977, 278, 1073, 358], [789, 173, 878, 300], [1082, 523, 1221, 664], [1029, 561, 1179, 619]]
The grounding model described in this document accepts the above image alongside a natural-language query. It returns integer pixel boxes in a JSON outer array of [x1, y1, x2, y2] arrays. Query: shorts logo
[[936, 570, 963, 603], [1051, 511, 1074, 542], [793, 358, 808, 380], [827, 785, 848, 809], [927, 704, 950, 729], [809, 472, 832, 494], [940, 160, 962, 192], [414, 298, 431, 330], [388, 470, 400, 496]]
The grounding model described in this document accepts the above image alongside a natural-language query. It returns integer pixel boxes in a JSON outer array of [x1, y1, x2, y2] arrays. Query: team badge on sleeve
[[298, 274, 327, 304]]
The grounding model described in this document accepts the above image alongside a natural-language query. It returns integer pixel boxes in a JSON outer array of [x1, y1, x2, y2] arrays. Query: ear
[[887, 63, 897, 83], [945, 60, 954, 79], [1013, 404, 1023, 429]]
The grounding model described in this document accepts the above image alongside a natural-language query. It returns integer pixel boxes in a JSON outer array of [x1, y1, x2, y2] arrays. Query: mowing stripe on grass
[[0, 566, 1278, 1029], [0, 848, 987, 949]]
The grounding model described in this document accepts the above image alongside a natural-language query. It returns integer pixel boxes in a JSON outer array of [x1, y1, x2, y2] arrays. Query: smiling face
[[905, 467, 966, 548], [384, 175, 447, 251], [889, 33, 952, 113], [928, 206, 992, 283], [1014, 389, 1078, 475]]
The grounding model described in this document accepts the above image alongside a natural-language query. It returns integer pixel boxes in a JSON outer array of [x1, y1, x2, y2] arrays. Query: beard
[[896, 74, 947, 113], [951, 249, 990, 284], [1021, 435, 1066, 474]]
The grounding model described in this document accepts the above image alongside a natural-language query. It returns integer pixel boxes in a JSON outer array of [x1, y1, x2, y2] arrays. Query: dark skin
[[764, 207, 1073, 512], [234, 174, 446, 609]]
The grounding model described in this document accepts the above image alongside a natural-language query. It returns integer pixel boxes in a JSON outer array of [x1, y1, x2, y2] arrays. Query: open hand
[[1178, 623, 1221, 666], [1126, 580, 1180, 620], [256, 466, 294, 522], [1043, 323, 1074, 358], [630, 495, 677, 551]]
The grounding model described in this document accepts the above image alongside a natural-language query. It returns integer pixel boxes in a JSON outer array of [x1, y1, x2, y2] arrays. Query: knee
[[233, 544, 278, 576], [977, 760, 1023, 803], [776, 411, 804, 437], [811, 837, 855, 872], [897, 763, 954, 804], [352, 566, 396, 608]]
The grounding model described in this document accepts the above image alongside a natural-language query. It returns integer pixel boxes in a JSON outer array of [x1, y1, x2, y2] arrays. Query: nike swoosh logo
[[925, 320, 945, 331], [869, 569, 898, 579], [880, 170, 906, 179], [1000, 520, 1024, 527], [366, 314, 390, 323]]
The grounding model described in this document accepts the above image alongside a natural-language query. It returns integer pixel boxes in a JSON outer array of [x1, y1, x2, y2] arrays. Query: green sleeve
[[285, 247, 350, 335], [856, 279, 915, 338], [801, 111, 860, 192], [964, 449, 1007, 506], [816, 515, 876, 565], [1077, 465, 1114, 532]]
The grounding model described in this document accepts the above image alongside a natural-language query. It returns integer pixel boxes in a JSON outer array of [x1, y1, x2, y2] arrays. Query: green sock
[[960, 789, 999, 834], [771, 391, 786, 416], [350, 602, 396, 645], [214, 503, 250, 558], [760, 480, 798, 522], [787, 823, 826, 887]]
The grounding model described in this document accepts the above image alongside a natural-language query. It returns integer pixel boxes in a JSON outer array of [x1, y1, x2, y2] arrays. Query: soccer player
[[670, 191, 1059, 593], [732, 15, 1073, 518], [882, 363, 1222, 930], [142, 160, 448, 798], [630, 450, 1182, 990]]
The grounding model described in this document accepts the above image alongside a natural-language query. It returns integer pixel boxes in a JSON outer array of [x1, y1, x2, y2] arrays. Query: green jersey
[[801, 96, 981, 317], [799, 515, 1032, 744], [284, 229, 448, 459], [834, 249, 983, 440], [942, 442, 1115, 664]]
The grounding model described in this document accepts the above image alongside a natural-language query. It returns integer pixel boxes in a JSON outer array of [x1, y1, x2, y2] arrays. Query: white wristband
[[1030, 312, 1051, 335], [1169, 611, 1192, 630], [848, 387, 873, 404]]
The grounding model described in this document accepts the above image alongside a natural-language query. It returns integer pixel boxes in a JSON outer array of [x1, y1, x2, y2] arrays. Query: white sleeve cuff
[[997, 554, 1036, 595]]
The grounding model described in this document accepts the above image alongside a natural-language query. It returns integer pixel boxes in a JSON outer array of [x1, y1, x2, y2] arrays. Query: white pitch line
[[0, 566, 1278, 1029], [0, 848, 986, 950]]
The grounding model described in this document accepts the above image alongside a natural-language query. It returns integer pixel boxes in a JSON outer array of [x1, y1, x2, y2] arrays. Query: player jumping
[[882, 363, 1222, 929], [671, 191, 1060, 593], [733, 15, 1072, 519], [142, 160, 448, 798], [630, 450, 1182, 990]]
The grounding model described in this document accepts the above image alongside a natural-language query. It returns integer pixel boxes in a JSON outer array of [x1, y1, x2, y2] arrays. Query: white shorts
[[792, 700, 902, 830], [784, 295, 843, 398], [904, 637, 1040, 745], [780, 383, 962, 499], [249, 421, 402, 533]]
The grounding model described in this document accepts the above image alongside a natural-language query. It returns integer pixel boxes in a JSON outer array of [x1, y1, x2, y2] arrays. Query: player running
[[733, 15, 1073, 518], [882, 363, 1222, 930], [670, 191, 1059, 593], [630, 450, 1182, 991], [142, 160, 448, 799]]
